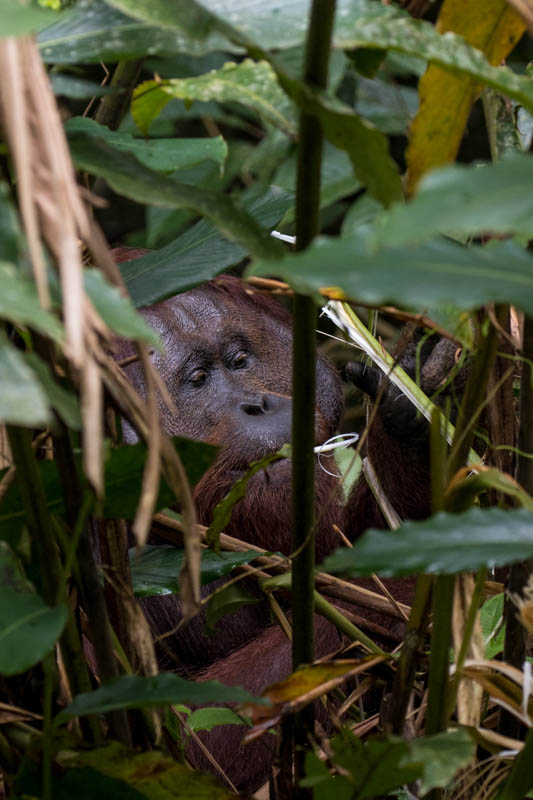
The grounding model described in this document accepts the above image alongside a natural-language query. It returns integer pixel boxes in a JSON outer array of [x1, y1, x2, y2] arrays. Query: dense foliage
[[2, 0, 533, 798]]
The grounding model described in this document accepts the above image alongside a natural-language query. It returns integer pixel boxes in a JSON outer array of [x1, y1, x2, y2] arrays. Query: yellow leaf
[[406, 0, 525, 194]]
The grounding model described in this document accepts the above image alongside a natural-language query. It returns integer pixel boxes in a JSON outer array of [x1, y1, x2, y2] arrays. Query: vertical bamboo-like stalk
[[291, 0, 336, 791], [501, 315, 533, 747], [425, 318, 499, 800]]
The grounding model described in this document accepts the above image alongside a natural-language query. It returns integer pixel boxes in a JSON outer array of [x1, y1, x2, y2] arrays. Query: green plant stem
[[387, 574, 433, 735], [53, 433, 132, 747], [6, 426, 63, 605], [291, 0, 336, 793], [42, 652, 54, 800], [503, 314, 533, 737], [447, 315, 499, 481], [95, 59, 144, 131], [7, 427, 101, 740], [425, 574, 455, 737], [314, 591, 386, 655]]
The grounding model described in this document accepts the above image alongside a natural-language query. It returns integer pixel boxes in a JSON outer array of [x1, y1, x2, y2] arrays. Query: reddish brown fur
[[111, 247, 429, 793]]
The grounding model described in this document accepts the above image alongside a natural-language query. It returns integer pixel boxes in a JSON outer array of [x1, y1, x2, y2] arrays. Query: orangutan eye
[[231, 351, 249, 370], [190, 369, 207, 387]]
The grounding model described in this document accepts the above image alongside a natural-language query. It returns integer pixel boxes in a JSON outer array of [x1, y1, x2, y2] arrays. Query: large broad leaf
[[375, 153, 533, 247], [103, 438, 217, 518], [117, 1, 403, 205], [277, 74, 403, 207], [335, 14, 533, 114], [303, 731, 421, 799], [38, 0, 236, 64], [408, 729, 475, 795], [83, 270, 161, 348], [354, 76, 418, 135], [406, 0, 525, 192], [248, 236, 533, 318], [304, 728, 473, 798], [66, 116, 227, 173], [320, 507, 533, 577], [0, 261, 63, 343], [51, 74, 118, 99], [274, 142, 362, 223], [24, 353, 82, 431], [121, 185, 294, 307], [132, 60, 296, 137], [55, 673, 264, 724], [0, 542, 67, 676], [69, 133, 282, 261], [0, 439, 216, 543], [2, 0, 57, 38], [15, 764, 147, 800], [16, 743, 235, 800], [130, 544, 262, 596], [480, 593, 505, 659], [206, 582, 261, 630], [110, 0, 533, 115], [105, 0, 394, 51], [186, 706, 245, 732], [0, 333, 51, 427]]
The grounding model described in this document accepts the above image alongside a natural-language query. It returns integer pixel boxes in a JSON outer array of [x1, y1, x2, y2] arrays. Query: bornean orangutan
[[112, 247, 457, 793]]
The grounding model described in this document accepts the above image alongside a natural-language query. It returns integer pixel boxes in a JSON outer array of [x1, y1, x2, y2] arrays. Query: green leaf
[[106, 0, 394, 52], [16, 743, 236, 800], [206, 445, 290, 550], [302, 730, 422, 798], [0, 438, 216, 541], [0, 460, 62, 547], [0, 261, 63, 343], [2, 0, 57, 38], [14, 764, 147, 800], [408, 729, 474, 795], [107, 0, 533, 113], [206, 582, 261, 631], [480, 593, 505, 659], [0, 184, 24, 264], [321, 508, 533, 577], [0, 542, 67, 676], [69, 133, 283, 261], [38, 0, 236, 64], [66, 116, 227, 173], [274, 142, 362, 223], [186, 706, 246, 733], [334, 446, 362, 502], [248, 237, 533, 318], [375, 153, 533, 247], [341, 192, 383, 239], [50, 74, 118, 99], [129, 545, 262, 597], [336, 13, 533, 113], [55, 673, 264, 724], [354, 76, 418, 135], [133, 60, 296, 137], [112, 1, 402, 205], [121, 185, 294, 307], [23, 353, 82, 430], [83, 270, 161, 348], [0, 333, 51, 426], [103, 438, 217, 519], [278, 75, 402, 207]]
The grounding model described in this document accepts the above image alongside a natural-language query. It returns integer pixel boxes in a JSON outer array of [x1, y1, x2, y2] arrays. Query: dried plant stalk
[[0, 36, 200, 611]]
